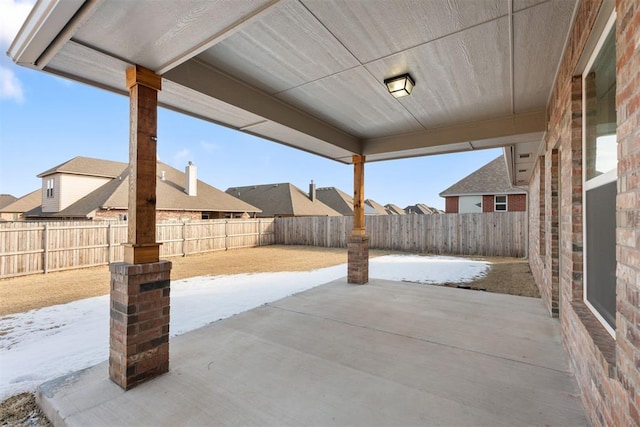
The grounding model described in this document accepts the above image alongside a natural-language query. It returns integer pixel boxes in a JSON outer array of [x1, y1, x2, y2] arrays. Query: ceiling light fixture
[[384, 73, 415, 98]]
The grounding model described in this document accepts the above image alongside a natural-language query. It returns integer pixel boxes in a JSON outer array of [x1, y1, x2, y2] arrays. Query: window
[[494, 195, 507, 211], [583, 14, 617, 335], [46, 179, 54, 198]]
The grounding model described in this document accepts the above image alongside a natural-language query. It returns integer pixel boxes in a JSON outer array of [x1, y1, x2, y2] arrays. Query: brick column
[[348, 234, 369, 284], [348, 155, 368, 284], [109, 260, 171, 389], [109, 65, 171, 390]]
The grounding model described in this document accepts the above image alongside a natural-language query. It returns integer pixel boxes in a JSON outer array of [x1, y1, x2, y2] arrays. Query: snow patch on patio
[[0, 255, 488, 400]]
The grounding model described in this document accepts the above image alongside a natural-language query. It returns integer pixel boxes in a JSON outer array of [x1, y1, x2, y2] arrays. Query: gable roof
[[0, 194, 17, 209], [226, 183, 341, 217], [439, 156, 527, 197], [364, 199, 388, 215], [405, 204, 443, 215], [385, 204, 406, 215], [25, 160, 260, 218], [316, 187, 355, 216], [38, 156, 126, 178], [0, 189, 41, 213]]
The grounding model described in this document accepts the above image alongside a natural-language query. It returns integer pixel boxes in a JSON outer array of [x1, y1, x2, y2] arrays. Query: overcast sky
[[0, 0, 501, 210]]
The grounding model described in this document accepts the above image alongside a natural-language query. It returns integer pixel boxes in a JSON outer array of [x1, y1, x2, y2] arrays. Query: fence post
[[107, 222, 112, 264], [182, 221, 188, 257], [258, 219, 262, 247], [43, 223, 49, 274], [225, 220, 229, 251]]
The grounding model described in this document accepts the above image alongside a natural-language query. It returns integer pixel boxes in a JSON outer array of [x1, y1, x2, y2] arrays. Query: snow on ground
[[0, 255, 488, 400]]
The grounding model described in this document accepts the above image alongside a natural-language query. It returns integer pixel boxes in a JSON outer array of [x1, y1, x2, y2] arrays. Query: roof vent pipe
[[185, 161, 197, 196], [309, 180, 316, 201], [161, 171, 165, 181]]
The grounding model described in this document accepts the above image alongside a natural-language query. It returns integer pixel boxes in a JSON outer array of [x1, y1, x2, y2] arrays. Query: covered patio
[[8, 0, 596, 425], [39, 278, 586, 426]]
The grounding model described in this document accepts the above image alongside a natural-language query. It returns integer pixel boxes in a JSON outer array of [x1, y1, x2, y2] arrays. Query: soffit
[[11, 0, 578, 168]]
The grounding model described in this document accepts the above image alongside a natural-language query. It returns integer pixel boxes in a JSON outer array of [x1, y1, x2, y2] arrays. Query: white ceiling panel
[[365, 17, 511, 130], [301, 0, 506, 63], [365, 142, 474, 162], [245, 121, 356, 161], [73, 0, 272, 71], [513, 0, 577, 112], [197, 0, 359, 95], [45, 41, 129, 94], [160, 81, 265, 130], [276, 66, 423, 139], [513, 0, 549, 11]]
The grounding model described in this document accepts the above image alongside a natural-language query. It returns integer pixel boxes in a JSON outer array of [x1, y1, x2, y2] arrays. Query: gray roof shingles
[[439, 156, 526, 197], [226, 183, 341, 217]]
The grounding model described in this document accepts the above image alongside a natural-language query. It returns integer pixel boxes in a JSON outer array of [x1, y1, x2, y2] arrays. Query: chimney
[[309, 180, 316, 201], [185, 161, 197, 196]]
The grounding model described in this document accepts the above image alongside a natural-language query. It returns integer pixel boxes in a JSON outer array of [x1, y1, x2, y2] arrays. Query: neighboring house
[[384, 204, 406, 215], [404, 204, 442, 215], [316, 187, 377, 216], [0, 190, 41, 221], [364, 199, 388, 215], [439, 156, 527, 213], [226, 182, 341, 218], [17, 156, 260, 220], [0, 194, 17, 209]]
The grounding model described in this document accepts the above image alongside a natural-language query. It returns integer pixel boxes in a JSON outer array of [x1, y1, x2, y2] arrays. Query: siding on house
[[58, 174, 112, 211]]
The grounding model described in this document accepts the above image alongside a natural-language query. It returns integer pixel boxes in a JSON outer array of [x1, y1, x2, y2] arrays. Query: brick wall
[[482, 195, 493, 212], [444, 196, 458, 213], [507, 194, 527, 211], [528, 0, 640, 425], [614, 0, 640, 425], [94, 209, 202, 221]]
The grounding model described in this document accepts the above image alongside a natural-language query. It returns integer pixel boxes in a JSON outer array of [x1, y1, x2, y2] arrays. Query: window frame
[[494, 195, 508, 212], [46, 178, 54, 198], [582, 11, 617, 338]]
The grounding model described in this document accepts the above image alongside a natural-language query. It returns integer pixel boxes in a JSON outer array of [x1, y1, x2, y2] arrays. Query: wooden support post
[[353, 155, 365, 236], [349, 155, 369, 284], [123, 65, 162, 265]]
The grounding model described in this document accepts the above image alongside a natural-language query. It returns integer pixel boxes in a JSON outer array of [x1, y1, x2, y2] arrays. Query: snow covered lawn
[[0, 255, 488, 400]]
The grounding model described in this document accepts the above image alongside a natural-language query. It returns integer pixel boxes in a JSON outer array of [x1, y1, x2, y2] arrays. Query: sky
[[0, 0, 502, 210], [0, 254, 489, 400]]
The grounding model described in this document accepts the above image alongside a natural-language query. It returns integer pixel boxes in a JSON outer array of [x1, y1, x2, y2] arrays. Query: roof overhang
[[8, 0, 579, 167]]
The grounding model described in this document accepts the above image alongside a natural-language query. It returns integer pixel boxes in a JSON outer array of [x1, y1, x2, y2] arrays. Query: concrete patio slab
[[38, 279, 587, 426]]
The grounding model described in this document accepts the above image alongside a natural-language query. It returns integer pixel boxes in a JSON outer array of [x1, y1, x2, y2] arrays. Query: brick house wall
[[507, 194, 526, 211], [94, 209, 201, 221], [528, 0, 640, 425], [446, 194, 526, 213], [482, 195, 493, 212], [444, 196, 458, 213]]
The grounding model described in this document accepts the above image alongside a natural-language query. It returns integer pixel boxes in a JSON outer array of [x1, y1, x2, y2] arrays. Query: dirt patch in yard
[[446, 257, 540, 298], [0, 246, 386, 316], [0, 393, 51, 427]]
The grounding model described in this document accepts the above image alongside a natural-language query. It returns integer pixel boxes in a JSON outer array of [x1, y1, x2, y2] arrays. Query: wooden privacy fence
[[275, 212, 528, 257], [0, 219, 275, 279]]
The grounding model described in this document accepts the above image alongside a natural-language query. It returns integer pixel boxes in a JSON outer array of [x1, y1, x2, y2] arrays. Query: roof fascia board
[[504, 146, 516, 185], [363, 110, 546, 156], [439, 190, 527, 197], [163, 59, 361, 154], [7, 0, 92, 68]]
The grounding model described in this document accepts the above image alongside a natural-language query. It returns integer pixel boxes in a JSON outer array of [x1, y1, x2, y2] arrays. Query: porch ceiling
[[9, 0, 577, 178]]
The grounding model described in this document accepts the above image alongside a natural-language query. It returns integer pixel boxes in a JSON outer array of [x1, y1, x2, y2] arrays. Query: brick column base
[[348, 234, 369, 284], [109, 260, 172, 390]]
